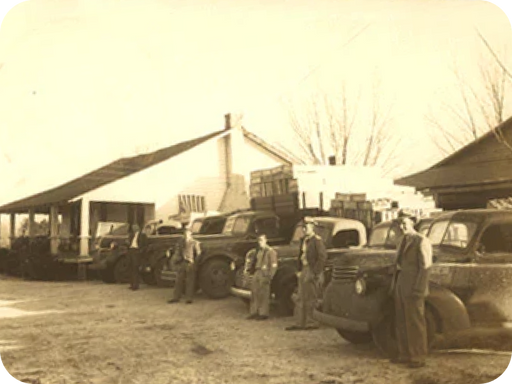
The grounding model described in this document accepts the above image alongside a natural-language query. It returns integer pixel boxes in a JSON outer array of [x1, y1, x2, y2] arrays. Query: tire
[[154, 257, 173, 288], [101, 267, 116, 284], [199, 258, 233, 299], [275, 276, 297, 317], [371, 304, 438, 358], [336, 329, 373, 344], [113, 256, 132, 284]]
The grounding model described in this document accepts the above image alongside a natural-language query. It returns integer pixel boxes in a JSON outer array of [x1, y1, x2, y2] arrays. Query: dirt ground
[[0, 276, 510, 384]]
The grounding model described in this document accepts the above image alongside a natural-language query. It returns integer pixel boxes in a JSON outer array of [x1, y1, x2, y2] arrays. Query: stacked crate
[[250, 165, 299, 216], [330, 193, 375, 230], [250, 165, 297, 198]]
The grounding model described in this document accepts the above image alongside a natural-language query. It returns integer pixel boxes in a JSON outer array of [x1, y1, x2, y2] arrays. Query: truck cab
[[313, 209, 512, 357], [230, 217, 367, 315]]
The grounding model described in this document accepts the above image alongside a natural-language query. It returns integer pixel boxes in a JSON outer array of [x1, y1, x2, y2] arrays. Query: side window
[[332, 230, 360, 248], [479, 224, 512, 254], [385, 224, 402, 248], [157, 226, 180, 235], [254, 218, 280, 238]]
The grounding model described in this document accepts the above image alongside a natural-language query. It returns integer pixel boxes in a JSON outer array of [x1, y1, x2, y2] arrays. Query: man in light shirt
[[127, 224, 148, 291], [168, 228, 201, 304], [286, 217, 327, 331], [391, 214, 433, 369], [245, 234, 278, 320]]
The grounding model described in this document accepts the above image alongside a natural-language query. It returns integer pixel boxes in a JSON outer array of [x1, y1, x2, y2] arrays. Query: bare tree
[[281, 81, 400, 176], [427, 32, 512, 156]]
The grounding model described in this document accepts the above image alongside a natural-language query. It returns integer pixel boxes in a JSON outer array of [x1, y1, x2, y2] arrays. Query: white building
[[0, 114, 295, 259]]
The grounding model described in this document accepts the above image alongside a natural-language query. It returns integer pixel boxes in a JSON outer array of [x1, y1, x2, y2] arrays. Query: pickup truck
[[89, 219, 184, 284], [230, 216, 367, 315], [157, 210, 328, 299], [313, 209, 512, 357]]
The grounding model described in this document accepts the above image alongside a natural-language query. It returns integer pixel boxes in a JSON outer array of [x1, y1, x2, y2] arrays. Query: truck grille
[[331, 266, 359, 282]]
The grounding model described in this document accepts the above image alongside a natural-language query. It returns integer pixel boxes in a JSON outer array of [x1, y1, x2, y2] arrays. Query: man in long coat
[[392, 215, 433, 368], [127, 224, 148, 291]]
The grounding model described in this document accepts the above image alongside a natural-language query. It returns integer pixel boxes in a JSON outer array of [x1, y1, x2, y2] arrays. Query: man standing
[[168, 228, 201, 304], [392, 215, 433, 368], [286, 217, 327, 331], [246, 234, 278, 321], [127, 224, 148, 291]]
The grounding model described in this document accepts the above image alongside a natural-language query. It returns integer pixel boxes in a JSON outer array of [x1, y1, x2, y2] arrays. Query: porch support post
[[79, 198, 90, 257], [9, 213, 16, 248], [50, 205, 59, 255], [28, 208, 36, 239]]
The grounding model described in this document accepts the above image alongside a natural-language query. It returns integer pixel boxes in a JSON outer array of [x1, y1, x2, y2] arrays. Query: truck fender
[[426, 283, 471, 333], [199, 252, 238, 266], [271, 265, 297, 292]]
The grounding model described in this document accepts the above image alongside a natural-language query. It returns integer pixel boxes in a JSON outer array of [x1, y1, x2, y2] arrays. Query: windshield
[[96, 222, 128, 237], [223, 216, 252, 235], [190, 220, 203, 234], [369, 223, 401, 248], [428, 219, 478, 249]]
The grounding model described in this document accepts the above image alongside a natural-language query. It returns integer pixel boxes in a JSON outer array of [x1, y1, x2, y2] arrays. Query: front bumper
[[230, 286, 252, 300], [312, 309, 370, 333]]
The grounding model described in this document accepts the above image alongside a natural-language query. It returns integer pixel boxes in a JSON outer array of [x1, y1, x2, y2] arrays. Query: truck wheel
[[276, 276, 297, 316], [113, 256, 131, 284], [336, 329, 373, 344], [371, 305, 438, 358], [154, 257, 173, 288], [199, 259, 232, 299]]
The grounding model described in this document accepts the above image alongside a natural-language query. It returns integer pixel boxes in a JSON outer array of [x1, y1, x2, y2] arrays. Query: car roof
[[297, 216, 366, 232], [433, 209, 512, 222]]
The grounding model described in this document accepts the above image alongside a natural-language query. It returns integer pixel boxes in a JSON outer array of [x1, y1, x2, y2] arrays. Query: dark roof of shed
[[0, 130, 226, 213], [395, 116, 512, 190]]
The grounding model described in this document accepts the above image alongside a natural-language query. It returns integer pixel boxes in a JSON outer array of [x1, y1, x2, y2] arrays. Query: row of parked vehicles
[[2, 206, 512, 358]]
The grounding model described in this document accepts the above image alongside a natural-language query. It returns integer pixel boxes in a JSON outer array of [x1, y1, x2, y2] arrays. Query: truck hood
[[330, 247, 397, 269]]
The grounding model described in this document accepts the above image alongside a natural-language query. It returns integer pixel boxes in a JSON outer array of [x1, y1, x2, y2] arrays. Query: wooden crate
[[288, 179, 298, 193], [250, 176, 262, 184], [357, 201, 373, 210], [350, 194, 367, 202], [335, 193, 352, 202], [341, 201, 358, 210]]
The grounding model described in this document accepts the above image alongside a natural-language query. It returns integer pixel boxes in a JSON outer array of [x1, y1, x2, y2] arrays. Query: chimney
[[328, 155, 336, 165], [224, 112, 244, 131]]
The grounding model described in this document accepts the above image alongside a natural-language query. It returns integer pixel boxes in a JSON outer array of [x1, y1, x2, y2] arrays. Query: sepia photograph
[[0, 0, 512, 383]]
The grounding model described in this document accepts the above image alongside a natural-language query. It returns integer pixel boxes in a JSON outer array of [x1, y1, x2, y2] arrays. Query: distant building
[[395, 116, 512, 210]]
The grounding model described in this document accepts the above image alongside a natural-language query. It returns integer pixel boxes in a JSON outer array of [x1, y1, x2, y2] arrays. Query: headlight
[[166, 250, 170, 257], [110, 242, 117, 250], [230, 261, 236, 271], [354, 278, 366, 295]]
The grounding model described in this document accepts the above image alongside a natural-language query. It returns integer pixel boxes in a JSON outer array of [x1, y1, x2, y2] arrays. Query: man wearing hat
[[391, 214, 433, 368], [286, 217, 327, 331], [168, 228, 202, 304]]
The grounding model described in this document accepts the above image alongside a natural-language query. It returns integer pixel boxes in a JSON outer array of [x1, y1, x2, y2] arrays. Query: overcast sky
[[0, 0, 511, 205]]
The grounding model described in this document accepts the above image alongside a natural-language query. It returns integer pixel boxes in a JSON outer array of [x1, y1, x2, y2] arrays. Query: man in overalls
[[392, 215, 433, 368], [245, 234, 278, 320], [286, 218, 327, 331]]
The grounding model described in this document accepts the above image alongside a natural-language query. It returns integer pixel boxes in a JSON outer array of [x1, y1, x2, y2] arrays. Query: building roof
[[0, 126, 296, 214], [395, 116, 512, 190]]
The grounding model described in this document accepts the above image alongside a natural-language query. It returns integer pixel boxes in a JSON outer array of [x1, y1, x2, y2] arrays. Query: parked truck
[[313, 209, 512, 357], [230, 216, 367, 315]]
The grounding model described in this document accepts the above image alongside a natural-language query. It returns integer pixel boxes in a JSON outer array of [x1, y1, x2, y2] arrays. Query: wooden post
[[50, 205, 59, 255], [9, 213, 16, 248], [28, 208, 35, 239], [79, 198, 90, 257]]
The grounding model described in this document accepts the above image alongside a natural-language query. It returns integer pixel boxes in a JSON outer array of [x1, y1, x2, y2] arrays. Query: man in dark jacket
[[245, 234, 278, 320], [127, 224, 148, 291], [286, 217, 327, 331], [168, 228, 201, 304], [392, 215, 433, 368]]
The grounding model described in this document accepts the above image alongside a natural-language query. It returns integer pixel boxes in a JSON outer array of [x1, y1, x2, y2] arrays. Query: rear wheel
[[336, 329, 373, 344], [113, 256, 132, 284], [371, 304, 438, 358], [199, 258, 233, 299]]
